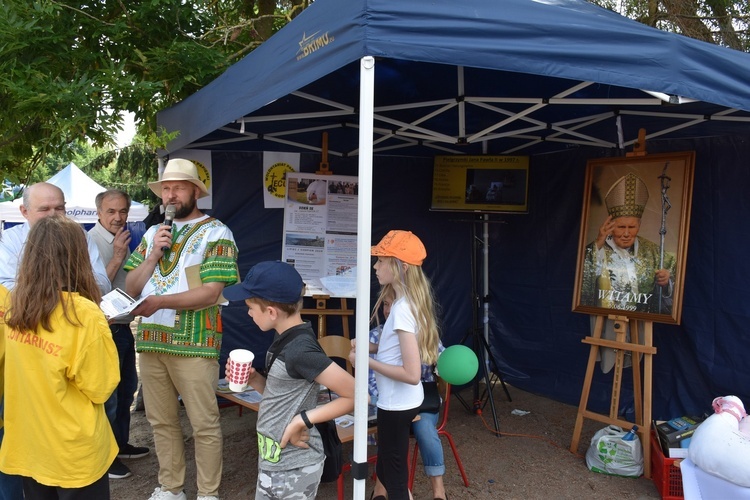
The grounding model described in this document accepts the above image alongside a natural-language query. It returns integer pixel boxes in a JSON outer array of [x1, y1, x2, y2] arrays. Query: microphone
[[161, 204, 176, 252]]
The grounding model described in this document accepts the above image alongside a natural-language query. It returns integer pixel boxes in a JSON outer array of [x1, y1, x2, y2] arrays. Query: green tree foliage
[[0, 0, 308, 184], [88, 142, 162, 206], [0, 0, 745, 188], [593, 0, 748, 51], [32, 139, 157, 206]]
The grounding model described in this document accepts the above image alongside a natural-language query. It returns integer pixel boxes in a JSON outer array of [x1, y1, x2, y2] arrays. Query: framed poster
[[572, 151, 695, 324]]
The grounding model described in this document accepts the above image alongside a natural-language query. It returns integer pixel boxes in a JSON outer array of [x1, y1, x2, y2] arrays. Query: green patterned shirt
[[124, 215, 240, 358]]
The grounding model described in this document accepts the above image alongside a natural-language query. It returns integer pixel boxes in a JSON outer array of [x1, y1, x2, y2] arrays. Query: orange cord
[[477, 411, 583, 457]]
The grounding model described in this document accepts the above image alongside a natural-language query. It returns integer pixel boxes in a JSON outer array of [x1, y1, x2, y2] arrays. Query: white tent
[[0, 163, 148, 224]]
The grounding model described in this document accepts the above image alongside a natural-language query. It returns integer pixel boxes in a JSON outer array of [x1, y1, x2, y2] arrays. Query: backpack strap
[[267, 327, 315, 371]]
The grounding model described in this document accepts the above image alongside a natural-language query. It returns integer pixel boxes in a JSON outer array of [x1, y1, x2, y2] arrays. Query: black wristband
[[300, 410, 314, 429]]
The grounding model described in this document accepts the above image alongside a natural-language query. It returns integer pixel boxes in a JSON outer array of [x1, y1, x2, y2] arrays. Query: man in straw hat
[[581, 173, 676, 315], [125, 159, 240, 500]]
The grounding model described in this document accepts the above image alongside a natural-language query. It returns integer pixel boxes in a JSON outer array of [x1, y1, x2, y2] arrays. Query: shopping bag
[[585, 425, 643, 477]]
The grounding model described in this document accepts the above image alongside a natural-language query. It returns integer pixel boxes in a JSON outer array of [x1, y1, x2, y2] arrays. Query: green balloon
[[437, 345, 479, 386]]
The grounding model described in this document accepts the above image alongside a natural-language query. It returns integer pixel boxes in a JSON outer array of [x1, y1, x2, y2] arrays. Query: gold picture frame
[[572, 151, 695, 324]]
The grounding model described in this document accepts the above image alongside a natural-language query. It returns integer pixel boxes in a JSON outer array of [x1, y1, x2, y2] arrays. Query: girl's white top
[[374, 297, 424, 411]]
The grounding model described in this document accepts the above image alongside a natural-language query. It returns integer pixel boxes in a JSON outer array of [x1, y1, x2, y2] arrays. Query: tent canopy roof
[[0, 163, 148, 223], [158, 0, 750, 157]]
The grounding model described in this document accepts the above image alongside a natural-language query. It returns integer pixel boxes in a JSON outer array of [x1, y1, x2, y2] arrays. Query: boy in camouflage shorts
[[223, 261, 355, 499]]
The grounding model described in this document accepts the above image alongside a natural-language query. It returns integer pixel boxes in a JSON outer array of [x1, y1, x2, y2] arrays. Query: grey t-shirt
[[256, 322, 332, 471]]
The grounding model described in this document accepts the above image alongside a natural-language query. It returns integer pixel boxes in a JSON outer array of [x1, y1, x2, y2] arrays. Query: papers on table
[[304, 271, 357, 298], [231, 389, 263, 404], [335, 416, 354, 427], [217, 378, 263, 403], [336, 405, 378, 428], [100, 288, 146, 320], [217, 381, 373, 424], [319, 272, 356, 298]]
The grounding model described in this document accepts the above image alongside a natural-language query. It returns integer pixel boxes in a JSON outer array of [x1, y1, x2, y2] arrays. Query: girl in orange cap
[[351, 230, 440, 500]]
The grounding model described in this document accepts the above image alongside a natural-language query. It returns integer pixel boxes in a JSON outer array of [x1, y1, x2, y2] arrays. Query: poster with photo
[[282, 173, 359, 297]]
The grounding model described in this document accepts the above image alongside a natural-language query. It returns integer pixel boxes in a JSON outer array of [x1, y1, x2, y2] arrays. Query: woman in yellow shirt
[[0, 216, 119, 499]]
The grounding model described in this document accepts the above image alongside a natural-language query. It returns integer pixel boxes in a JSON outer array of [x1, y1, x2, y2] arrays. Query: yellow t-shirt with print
[[0, 292, 119, 488]]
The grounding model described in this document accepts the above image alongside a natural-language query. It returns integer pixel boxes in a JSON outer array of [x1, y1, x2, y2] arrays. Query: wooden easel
[[570, 128, 661, 476], [317, 132, 332, 175], [301, 295, 353, 339], [569, 315, 657, 478], [299, 133, 354, 339]]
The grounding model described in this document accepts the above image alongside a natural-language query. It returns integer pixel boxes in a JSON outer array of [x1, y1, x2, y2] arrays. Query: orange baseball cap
[[371, 230, 427, 266]]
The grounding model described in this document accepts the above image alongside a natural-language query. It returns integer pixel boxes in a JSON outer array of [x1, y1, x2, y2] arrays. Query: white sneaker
[[148, 487, 187, 500], [197, 496, 219, 500]]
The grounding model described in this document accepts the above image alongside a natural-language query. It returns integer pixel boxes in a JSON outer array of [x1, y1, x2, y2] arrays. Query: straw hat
[[148, 159, 209, 199]]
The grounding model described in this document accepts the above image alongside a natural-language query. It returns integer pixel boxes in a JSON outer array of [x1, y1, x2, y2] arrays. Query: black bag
[[315, 419, 343, 482], [268, 328, 343, 482], [418, 380, 441, 414]]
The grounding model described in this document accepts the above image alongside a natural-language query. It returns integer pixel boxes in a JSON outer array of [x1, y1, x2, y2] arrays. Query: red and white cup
[[227, 349, 255, 392]]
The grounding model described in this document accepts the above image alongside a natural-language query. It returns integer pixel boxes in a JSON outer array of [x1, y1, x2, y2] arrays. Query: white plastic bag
[[585, 425, 644, 477]]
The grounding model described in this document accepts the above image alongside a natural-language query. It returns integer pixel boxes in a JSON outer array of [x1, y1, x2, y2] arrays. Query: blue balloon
[[437, 345, 479, 386]]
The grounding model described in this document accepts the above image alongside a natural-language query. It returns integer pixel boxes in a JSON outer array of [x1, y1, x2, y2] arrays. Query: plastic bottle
[[622, 425, 639, 441]]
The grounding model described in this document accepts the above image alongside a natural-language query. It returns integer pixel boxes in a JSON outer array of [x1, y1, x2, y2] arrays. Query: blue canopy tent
[[157, 0, 750, 494], [160, 0, 750, 157]]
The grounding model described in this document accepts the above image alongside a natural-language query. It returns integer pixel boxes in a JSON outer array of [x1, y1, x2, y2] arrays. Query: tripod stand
[[454, 214, 512, 435]]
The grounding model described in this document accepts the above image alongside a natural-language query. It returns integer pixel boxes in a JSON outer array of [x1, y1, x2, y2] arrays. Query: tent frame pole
[[351, 55, 375, 500]]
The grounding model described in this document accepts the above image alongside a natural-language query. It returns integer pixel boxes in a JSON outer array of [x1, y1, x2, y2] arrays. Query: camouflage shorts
[[256, 461, 324, 500]]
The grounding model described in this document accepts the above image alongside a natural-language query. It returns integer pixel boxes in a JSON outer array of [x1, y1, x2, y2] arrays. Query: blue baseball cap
[[223, 261, 304, 303]]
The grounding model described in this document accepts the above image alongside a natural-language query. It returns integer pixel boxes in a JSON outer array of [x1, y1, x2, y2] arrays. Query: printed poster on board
[[281, 173, 358, 297]]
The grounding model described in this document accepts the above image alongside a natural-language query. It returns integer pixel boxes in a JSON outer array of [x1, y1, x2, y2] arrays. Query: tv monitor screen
[[431, 155, 529, 213]]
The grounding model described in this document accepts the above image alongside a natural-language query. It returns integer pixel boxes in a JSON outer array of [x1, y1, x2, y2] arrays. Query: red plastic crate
[[650, 430, 684, 499]]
